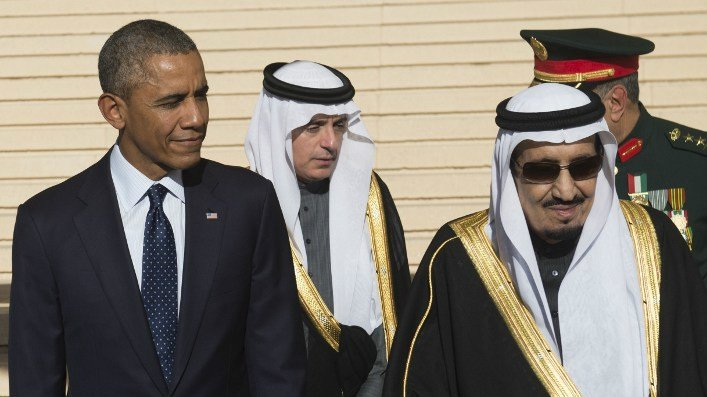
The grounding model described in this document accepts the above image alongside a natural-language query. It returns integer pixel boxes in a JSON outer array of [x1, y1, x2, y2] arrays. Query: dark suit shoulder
[[21, 158, 104, 215], [201, 159, 272, 188], [199, 159, 277, 208]]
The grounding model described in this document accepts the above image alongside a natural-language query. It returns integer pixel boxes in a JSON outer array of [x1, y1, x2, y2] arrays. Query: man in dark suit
[[9, 19, 306, 396]]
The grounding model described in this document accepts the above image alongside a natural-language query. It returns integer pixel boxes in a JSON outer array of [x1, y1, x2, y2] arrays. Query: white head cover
[[487, 83, 647, 396], [245, 61, 381, 333]]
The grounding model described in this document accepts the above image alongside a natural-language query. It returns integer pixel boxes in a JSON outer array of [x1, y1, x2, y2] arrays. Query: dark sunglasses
[[513, 154, 604, 184]]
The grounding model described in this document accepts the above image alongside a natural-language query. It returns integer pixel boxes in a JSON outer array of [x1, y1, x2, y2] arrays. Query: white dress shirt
[[110, 145, 186, 313]]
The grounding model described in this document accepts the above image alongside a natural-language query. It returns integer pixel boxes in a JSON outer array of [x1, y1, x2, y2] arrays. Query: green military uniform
[[519, 28, 707, 286], [615, 104, 707, 282]]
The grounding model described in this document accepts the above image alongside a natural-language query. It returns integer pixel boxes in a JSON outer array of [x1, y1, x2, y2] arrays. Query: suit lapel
[[170, 161, 226, 391], [73, 152, 169, 395]]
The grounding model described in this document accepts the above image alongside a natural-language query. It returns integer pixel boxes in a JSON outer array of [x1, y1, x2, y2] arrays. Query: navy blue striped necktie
[[141, 184, 178, 384]]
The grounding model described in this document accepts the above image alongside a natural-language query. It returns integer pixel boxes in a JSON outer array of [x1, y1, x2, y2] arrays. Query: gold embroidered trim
[[449, 211, 582, 397], [291, 176, 400, 354], [291, 242, 341, 351], [620, 200, 661, 397], [402, 236, 459, 397], [535, 68, 615, 83], [367, 175, 398, 357]]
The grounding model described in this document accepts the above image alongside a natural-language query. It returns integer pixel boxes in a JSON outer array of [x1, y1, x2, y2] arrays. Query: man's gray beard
[[543, 225, 583, 242]]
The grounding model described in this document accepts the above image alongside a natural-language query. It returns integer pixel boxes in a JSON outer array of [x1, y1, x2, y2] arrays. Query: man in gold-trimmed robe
[[245, 61, 410, 397], [521, 28, 707, 286], [384, 84, 707, 396]]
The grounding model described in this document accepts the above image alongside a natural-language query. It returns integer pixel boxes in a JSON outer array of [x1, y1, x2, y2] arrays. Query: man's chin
[[542, 225, 583, 242], [296, 170, 333, 184], [312, 168, 334, 179], [166, 154, 202, 171]]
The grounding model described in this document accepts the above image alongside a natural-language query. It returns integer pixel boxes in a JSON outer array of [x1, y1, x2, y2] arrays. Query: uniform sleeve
[[9, 204, 66, 396], [246, 183, 307, 396]]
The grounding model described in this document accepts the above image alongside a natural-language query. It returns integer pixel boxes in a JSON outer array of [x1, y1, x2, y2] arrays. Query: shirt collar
[[110, 144, 185, 212]]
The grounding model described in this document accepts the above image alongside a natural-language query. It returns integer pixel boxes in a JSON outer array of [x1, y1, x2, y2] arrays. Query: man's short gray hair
[[98, 19, 197, 99], [590, 73, 640, 103]]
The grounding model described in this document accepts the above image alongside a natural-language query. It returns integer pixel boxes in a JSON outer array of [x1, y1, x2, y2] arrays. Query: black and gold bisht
[[384, 202, 707, 396], [383, 89, 707, 397]]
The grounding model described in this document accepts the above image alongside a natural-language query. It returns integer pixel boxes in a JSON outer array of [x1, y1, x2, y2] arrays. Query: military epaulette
[[666, 127, 707, 156]]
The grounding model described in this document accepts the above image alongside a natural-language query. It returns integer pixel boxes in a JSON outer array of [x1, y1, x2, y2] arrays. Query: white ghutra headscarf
[[245, 61, 382, 333], [486, 83, 648, 397]]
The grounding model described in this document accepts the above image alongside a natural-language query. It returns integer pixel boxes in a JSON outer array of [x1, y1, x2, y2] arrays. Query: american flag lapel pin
[[206, 209, 218, 220]]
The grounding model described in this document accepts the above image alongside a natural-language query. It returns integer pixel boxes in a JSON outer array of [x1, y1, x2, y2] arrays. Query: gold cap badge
[[530, 37, 548, 61]]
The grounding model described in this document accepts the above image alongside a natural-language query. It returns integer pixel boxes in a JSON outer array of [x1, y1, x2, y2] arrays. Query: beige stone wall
[[1, 0, 706, 392]]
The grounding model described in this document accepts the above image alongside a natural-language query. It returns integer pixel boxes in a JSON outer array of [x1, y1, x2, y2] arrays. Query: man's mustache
[[318, 148, 337, 161], [542, 196, 585, 208]]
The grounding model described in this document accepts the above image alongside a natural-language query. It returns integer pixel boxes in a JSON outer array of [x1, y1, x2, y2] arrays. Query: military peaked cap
[[520, 28, 655, 84]]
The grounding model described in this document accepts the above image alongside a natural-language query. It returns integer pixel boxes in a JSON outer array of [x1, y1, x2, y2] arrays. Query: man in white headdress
[[384, 84, 707, 397], [245, 61, 411, 397]]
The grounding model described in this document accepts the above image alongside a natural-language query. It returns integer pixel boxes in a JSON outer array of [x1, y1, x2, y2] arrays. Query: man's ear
[[603, 84, 628, 124], [97, 93, 127, 130]]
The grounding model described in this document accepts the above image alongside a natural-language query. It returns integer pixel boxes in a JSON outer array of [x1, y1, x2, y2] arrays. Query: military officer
[[520, 28, 707, 286]]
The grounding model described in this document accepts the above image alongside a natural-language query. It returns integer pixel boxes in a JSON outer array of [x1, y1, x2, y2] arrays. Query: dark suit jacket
[[9, 151, 306, 396]]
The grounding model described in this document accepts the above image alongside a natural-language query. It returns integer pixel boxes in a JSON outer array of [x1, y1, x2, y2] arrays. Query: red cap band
[[535, 56, 639, 82]]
